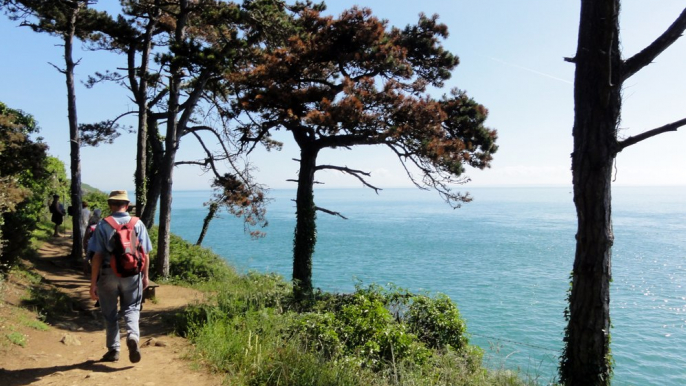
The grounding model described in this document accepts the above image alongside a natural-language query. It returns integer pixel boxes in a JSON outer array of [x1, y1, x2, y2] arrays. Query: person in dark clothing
[[49, 194, 66, 237]]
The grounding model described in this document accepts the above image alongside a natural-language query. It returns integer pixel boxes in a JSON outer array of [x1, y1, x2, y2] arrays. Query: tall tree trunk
[[156, 87, 179, 279], [157, 146, 175, 278], [292, 147, 319, 300], [132, 3, 159, 217], [196, 202, 218, 246], [156, 0, 188, 279], [561, 1, 622, 384], [65, 4, 83, 262], [134, 90, 148, 217]]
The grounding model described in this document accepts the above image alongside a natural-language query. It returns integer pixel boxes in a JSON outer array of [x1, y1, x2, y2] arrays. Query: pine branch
[[622, 7, 686, 82]]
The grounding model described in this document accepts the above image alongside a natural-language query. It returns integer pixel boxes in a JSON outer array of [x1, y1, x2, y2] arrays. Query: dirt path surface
[[0, 232, 225, 385]]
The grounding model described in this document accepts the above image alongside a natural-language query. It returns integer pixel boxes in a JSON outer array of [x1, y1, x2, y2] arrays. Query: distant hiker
[[49, 194, 66, 237], [80, 201, 91, 240], [88, 207, 103, 227], [83, 208, 102, 274], [89, 190, 152, 363]]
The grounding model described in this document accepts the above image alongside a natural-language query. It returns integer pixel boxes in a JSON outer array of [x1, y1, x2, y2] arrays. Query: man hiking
[[49, 194, 66, 237], [89, 190, 152, 363]]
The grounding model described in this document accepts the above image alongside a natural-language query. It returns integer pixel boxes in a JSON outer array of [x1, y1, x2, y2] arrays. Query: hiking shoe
[[101, 349, 120, 362], [127, 335, 141, 363]]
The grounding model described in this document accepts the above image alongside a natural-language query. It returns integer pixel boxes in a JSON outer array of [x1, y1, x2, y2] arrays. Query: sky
[[1, 0, 685, 193]]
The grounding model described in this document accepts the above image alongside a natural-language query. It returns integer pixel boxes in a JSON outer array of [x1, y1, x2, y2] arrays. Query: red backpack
[[104, 216, 146, 277]]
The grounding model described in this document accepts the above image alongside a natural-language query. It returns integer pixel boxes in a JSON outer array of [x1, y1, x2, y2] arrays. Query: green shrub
[[406, 293, 469, 351], [174, 303, 226, 337], [292, 312, 343, 358], [293, 285, 432, 369], [147, 227, 236, 284]]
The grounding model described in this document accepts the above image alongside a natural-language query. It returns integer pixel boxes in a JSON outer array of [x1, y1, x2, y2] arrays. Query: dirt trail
[[0, 232, 225, 385]]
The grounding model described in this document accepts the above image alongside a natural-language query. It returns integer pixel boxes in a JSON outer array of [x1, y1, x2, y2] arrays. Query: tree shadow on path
[[0, 360, 132, 386]]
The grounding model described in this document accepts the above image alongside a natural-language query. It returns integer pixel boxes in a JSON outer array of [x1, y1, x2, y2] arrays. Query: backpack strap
[[128, 217, 139, 228], [127, 217, 141, 248], [104, 216, 122, 231], [103, 216, 139, 230]]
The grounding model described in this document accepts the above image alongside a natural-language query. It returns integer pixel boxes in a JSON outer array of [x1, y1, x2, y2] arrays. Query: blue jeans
[[97, 269, 143, 351]]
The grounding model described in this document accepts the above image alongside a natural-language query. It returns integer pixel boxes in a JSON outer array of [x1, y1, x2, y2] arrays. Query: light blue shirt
[[90, 212, 152, 266]]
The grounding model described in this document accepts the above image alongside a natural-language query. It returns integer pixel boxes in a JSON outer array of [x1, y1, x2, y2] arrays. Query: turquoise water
[[169, 186, 686, 385]]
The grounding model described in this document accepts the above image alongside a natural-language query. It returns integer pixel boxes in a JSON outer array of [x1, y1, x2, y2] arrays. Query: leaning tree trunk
[[292, 147, 319, 300], [561, 1, 622, 385], [196, 201, 218, 246], [64, 6, 83, 262]]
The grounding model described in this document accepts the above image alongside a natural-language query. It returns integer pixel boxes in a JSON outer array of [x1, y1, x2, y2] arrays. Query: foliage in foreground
[[0, 102, 67, 273], [166, 236, 532, 386]]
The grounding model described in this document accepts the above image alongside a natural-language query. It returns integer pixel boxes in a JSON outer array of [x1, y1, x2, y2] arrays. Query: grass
[[6, 332, 27, 347], [20, 315, 49, 331]]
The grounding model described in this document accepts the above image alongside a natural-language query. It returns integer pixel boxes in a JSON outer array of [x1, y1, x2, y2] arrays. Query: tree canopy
[[224, 4, 498, 297], [232, 7, 497, 204]]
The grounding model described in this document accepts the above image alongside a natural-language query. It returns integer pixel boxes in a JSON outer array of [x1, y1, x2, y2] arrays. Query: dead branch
[[174, 160, 207, 166], [316, 164, 382, 194], [315, 206, 348, 219], [617, 117, 686, 152]]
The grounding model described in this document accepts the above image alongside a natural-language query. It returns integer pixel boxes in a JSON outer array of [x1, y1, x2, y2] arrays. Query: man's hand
[[142, 275, 149, 290], [90, 282, 98, 301]]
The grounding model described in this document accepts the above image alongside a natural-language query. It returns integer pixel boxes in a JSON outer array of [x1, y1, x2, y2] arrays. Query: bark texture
[[561, 0, 621, 384], [292, 146, 319, 299], [140, 118, 163, 229], [131, 3, 159, 218], [561, 2, 686, 384]]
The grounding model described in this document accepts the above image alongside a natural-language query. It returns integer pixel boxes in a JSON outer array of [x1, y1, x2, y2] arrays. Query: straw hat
[[107, 190, 130, 202]]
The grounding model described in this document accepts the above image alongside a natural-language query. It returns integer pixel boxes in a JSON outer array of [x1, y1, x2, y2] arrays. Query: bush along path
[[0, 231, 225, 386]]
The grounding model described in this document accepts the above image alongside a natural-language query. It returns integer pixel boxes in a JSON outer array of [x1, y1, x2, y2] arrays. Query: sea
[[168, 186, 686, 386]]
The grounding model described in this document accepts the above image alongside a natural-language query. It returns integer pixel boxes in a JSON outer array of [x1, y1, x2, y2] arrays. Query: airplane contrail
[[486, 56, 573, 85]]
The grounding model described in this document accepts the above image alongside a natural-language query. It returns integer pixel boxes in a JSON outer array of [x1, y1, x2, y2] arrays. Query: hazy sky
[[1, 0, 685, 192]]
